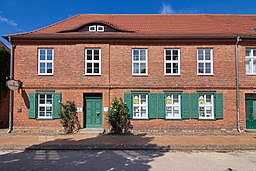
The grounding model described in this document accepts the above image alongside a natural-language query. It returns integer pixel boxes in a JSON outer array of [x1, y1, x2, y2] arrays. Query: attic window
[[253, 28, 256, 32], [89, 25, 104, 32]]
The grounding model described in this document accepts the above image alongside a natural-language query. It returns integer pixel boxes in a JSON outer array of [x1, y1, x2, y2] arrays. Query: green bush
[[107, 97, 132, 133], [59, 101, 80, 133]]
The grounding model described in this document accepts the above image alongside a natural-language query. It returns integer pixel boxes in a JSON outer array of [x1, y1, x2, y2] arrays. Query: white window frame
[[38, 93, 53, 119], [97, 25, 104, 32], [246, 49, 256, 75], [165, 94, 181, 119], [132, 94, 148, 119], [197, 48, 213, 75], [89, 25, 104, 32], [85, 49, 101, 75], [89, 25, 96, 32], [164, 49, 180, 75], [38, 49, 54, 76], [132, 49, 148, 76], [198, 94, 214, 119]]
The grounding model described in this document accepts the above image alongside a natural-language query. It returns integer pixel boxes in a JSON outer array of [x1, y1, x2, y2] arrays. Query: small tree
[[59, 101, 80, 133], [107, 97, 132, 134]]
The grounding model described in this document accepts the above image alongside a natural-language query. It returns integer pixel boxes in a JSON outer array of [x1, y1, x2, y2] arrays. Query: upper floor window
[[38, 49, 54, 75], [132, 49, 148, 75], [89, 25, 104, 32], [197, 48, 213, 75], [246, 49, 256, 74], [164, 49, 180, 75], [85, 49, 101, 75]]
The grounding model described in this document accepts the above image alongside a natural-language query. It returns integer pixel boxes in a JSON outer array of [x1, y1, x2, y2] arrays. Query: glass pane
[[199, 107, 205, 117], [198, 49, 204, 60], [205, 49, 211, 60], [246, 49, 251, 56], [140, 63, 146, 74], [173, 63, 179, 74], [40, 49, 45, 60], [133, 63, 139, 73], [141, 107, 146, 117], [140, 50, 146, 61], [141, 94, 147, 104], [173, 94, 179, 104], [173, 106, 179, 117], [46, 112, 52, 117], [165, 50, 171, 60], [46, 107, 52, 111], [40, 63, 45, 73], [253, 59, 256, 73], [87, 63, 92, 73], [205, 63, 211, 73], [173, 50, 178, 57], [253, 50, 256, 57], [166, 107, 172, 117], [198, 63, 204, 73], [246, 58, 251, 73], [133, 50, 139, 61], [94, 63, 99, 73], [94, 50, 99, 60], [206, 107, 212, 117], [47, 50, 52, 60], [206, 95, 212, 104], [87, 50, 92, 60], [47, 63, 52, 73], [39, 107, 45, 112], [39, 112, 45, 117], [46, 94, 52, 104]]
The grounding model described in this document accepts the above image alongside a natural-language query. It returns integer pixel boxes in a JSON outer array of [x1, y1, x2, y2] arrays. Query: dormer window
[[89, 25, 104, 32]]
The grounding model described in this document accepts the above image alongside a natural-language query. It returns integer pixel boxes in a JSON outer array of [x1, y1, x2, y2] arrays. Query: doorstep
[[78, 128, 105, 134]]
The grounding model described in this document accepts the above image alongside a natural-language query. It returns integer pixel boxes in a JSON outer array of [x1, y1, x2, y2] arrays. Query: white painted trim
[[37, 93, 53, 119], [246, 49, 256, 74], [164, 49, 180, 75], [84, 48, 101, 75], [197, 48, 213, 75], [38, 49, 54, 76], [165, 94, 181, 119], [132, 49, 148, 76], [132, 94, 148, 119], [198, 94, 215, 119], [89, 25, 96, 32]]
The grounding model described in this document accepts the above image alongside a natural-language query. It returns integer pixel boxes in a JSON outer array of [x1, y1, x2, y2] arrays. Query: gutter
[[235, 36, 241, 132], [7, 36, 13, 133]]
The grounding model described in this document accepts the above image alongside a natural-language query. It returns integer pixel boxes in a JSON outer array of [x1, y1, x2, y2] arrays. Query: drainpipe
[[235, 36, 241, 132], [7, 36, 13, 133]]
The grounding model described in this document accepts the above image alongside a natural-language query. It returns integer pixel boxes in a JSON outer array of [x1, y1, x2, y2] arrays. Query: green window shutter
[[157, 93, 165, 119], [190, 93, 199, 119], [215, 93, 223, 119], [148, 93, 157, 119], [53, 93, 62, 119], [181, 93, 190, 119], [124, 93, 133, 119], [28, 93, 37, 119]]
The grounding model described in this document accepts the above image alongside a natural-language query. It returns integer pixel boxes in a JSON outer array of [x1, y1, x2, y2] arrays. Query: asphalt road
[[0, 150, 255, 171]]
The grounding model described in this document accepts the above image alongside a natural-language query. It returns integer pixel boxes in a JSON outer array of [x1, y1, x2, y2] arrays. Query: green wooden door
[[246, 100, 256, 129], [84, 98, 102, 128]]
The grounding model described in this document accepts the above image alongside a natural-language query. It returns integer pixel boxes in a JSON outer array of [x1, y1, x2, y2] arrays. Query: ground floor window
[[165, 94, 181, 119], [133, 94, 148, 119], [38, 94, 53, 119], [198, 94, 214, 119]]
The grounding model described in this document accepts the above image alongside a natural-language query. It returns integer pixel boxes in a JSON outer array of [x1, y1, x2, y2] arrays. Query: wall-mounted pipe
[[7, 36, 13, 133], [235, 36, 241, 132]]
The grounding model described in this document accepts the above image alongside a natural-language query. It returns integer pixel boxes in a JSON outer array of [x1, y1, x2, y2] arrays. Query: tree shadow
[[0, 134, 167, 170]]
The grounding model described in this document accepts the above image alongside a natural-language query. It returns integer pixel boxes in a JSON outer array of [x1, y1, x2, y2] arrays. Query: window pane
[[47, 50, 52, 60], [87, 50, 92, 60], [246, 49, 251, 56], [46, 94, 52, 104], [246, 58, 251, 73], [253, 59, 256, 73], [205, 49, 211, 60], [133, 50, 139, 61], [173, 106, 179, 117], [141, 94, 146, 104], [206, 95, 212, 104], [165, 50, 171, 60], [40, 63, 45, 73], [166, 63, 171, 73], [198, 49, 204, 60], [39, 112, 45, 117], [94, 63, 99, 73], [173, 63, 179, 73], [133, 63, 139, 74], [199, 107, 205, 117], [47, 63, 52, 73], [206, 107, 212, 117], [205, 63, 211, 73], [173, 94, 179, 104], [254, 50, 256, 56], [94, 50, 99, 60], [173, 50, 179, 61], [39, 107, 45, 112], [87, 63, 92, 73], [198, 63, 204, 73], [40, 49, 45, 60], [140, 50, 146, 61], [140, 63, 146, 74]]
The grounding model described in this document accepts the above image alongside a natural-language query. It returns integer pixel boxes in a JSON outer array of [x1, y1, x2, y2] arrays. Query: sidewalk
[[0, 132, 256, 151]]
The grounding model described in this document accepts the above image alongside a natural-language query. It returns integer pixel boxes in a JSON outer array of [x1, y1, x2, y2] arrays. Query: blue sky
[[1, 0, 256, 46]]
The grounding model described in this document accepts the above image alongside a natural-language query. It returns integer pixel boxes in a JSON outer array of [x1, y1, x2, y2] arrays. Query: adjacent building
[[3, 14, 256, 132]]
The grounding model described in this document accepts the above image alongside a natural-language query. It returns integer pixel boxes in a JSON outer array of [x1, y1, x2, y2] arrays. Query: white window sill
[[197, 74, 214, 76], [164, 74, 181, 76], [199, 117, 215, 120], [85, 74, 101, 76], [132, 74, 148, 77], [38, 73, 54, 76], [166, 117, 182, 120], [246, 73, 256, 76], [132, 117, 148, 120]]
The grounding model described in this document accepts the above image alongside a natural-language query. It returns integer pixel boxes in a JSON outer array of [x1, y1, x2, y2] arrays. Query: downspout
[[235, 36, 241, 132], [7, 36, 13, 133]]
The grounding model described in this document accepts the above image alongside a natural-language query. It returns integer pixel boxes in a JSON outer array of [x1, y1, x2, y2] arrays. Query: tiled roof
[[4, 14, 256, 39]]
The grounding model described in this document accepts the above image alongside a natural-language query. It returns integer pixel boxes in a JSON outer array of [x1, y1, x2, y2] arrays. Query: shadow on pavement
[[0, 133, 167, 170]]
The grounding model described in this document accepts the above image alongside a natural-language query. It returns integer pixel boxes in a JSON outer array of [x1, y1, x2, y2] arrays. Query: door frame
[[83, 93, 103, 128], [245, 94, 256, 129]]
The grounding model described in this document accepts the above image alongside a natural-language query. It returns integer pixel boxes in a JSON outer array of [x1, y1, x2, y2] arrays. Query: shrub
[[107, 97, 132, 133], [59, 101, 80, 133]]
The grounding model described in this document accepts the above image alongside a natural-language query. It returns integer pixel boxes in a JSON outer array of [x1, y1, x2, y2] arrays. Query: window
[[165, 94, 181, 119], [38, 49, 54, 75], [197, 48, 213, 75], [246, 49, 256, 74], [89, 25, 104, 32], [132, 49, 148, 75], [198, 94, 214, 119], [164, 49, 180, 75], [38, 94, 53, 119], [133, 94, 148, 119], [85, 49, 101, 75]]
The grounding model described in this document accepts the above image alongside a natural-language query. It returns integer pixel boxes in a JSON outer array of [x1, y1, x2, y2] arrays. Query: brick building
[[3, 14, 256, 132]]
